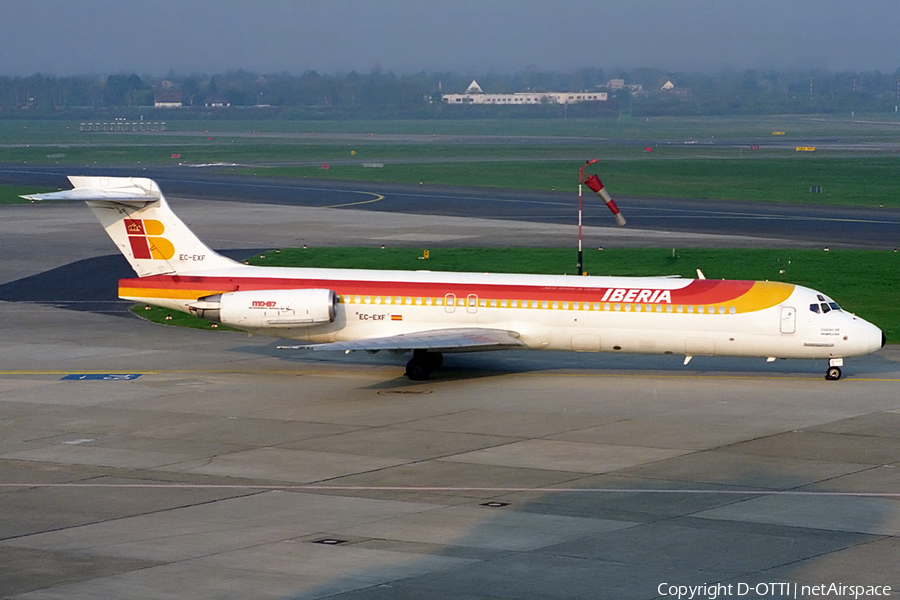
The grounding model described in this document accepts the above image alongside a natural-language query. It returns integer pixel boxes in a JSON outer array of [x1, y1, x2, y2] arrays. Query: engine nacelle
[[189, 288, 337, 329]]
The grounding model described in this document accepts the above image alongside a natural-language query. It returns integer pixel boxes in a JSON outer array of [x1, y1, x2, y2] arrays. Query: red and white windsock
[[583, 174, 626, 227]]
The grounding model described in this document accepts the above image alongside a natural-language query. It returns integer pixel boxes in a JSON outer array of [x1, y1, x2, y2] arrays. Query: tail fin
[[23, 176, 237, 277]]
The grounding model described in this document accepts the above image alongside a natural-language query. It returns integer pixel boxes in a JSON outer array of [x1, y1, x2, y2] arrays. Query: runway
[[3, 164, 899, 249], [1, 189, 899, 598]]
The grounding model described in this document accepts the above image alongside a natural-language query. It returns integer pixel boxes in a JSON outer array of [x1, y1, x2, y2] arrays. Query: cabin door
[[780, 306, 796, 334]]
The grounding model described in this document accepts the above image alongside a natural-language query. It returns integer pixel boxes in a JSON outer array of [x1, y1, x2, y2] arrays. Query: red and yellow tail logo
[[124, 219, 175, 260]]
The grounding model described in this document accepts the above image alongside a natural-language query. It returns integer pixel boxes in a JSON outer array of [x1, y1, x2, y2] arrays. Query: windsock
[[584, 174, 626, 227]]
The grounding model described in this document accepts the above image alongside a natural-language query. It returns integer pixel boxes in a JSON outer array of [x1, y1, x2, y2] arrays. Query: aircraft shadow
[[0, 250, 261, 316]]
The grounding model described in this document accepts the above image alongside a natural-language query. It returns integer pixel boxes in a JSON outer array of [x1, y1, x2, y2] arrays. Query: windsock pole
[[577, 160, 599, 276]]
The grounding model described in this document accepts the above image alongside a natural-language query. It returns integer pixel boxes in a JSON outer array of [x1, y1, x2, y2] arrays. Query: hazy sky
[[2, 0, 898, 76]]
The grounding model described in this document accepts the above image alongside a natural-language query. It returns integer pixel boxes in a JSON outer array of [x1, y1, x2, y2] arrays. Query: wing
[[278, 328, 524, 353]]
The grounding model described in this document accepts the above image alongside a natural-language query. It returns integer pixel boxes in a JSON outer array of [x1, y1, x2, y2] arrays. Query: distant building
[[661, 80, 693, 98], [203, 94, 230, 108], [605, 79, 643, 93], [154, 90, 183, 108], [442, 80, 607, 105]]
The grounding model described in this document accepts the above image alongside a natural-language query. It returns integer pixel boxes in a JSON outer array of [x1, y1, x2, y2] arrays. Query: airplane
[[23, 176, 885, 381]]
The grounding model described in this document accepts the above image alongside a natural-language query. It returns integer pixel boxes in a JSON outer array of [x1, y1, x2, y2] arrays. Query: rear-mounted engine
[[189, 288, 337, 328]]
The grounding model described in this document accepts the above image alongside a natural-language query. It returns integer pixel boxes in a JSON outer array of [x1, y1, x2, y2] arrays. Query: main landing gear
[[825, 358, 843, 381], [405, 350, 443, 381]]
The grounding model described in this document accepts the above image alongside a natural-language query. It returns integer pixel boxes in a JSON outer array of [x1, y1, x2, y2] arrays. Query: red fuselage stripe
[[120, 275, 757, 305]]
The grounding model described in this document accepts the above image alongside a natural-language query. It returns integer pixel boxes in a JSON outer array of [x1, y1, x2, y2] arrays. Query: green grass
[[130, 304, 240, 332], [0, 184, 57, 204], [140, 115, 900, 140], [3, 117, 899, 207]]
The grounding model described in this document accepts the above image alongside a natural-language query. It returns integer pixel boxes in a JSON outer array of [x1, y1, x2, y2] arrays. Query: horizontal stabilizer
[[22, 188, 157, 206], [21, 176, 161, 206]]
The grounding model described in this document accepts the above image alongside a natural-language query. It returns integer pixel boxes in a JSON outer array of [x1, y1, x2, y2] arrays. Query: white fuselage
[[120, 264, 884, 361]]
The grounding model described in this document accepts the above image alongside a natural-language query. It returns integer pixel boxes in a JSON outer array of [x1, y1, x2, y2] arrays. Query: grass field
[[3, 115, 898, 207], [3, 116, 898, 207], [134, 246, 897, 342]]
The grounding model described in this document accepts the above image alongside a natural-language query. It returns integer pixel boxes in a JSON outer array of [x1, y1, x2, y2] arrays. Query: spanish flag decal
[[391, 315, 403, 321]]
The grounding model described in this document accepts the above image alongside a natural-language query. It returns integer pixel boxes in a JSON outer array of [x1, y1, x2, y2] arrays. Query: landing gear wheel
[[423, 351, 443, 370], [825, 366, 842, 381], [405, 351, 443, 381], [405, 357, 432, 381]]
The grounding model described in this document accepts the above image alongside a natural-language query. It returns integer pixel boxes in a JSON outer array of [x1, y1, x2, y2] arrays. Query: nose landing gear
[[825, 358, 843, 381]]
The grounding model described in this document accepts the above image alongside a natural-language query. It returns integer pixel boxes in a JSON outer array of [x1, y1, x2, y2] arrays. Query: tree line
[[2, 67, 899, 118]]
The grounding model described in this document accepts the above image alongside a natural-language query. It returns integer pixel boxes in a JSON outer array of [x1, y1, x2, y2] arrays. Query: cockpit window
[[809, 303, 820, 314], [817, 294, 825, 301], [821, 303, 831, 313], [829, 302, 841, 311]]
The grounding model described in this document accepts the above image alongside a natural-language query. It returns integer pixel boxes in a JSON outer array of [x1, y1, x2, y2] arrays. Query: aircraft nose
[[858, 319, 885, 355], [870, 324, 885, 353]]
